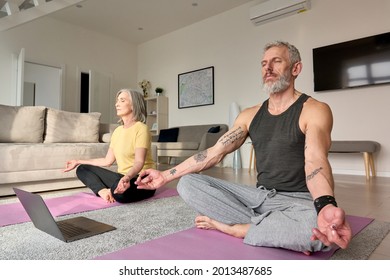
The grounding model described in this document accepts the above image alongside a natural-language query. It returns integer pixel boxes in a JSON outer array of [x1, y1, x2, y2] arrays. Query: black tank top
[[248, 94, 310, 192]]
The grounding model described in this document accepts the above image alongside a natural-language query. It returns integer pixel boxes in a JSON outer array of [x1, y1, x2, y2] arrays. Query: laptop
[[13, 188, 116, 242]]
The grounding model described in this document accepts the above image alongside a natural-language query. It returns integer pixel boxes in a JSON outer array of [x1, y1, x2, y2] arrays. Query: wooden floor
[[3, 165, 389, 259]]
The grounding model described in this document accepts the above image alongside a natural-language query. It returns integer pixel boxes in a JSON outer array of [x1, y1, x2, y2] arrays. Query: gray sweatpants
[[177, 174, 325, 252]]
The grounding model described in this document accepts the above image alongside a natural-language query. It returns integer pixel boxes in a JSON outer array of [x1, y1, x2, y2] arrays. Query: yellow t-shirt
[[110, 122, 155, 175]]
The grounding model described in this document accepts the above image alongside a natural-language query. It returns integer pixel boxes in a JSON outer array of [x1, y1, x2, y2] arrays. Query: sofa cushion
[[0, 104, 46, 143], [157, 127, 179, 142], [44, 108, 101, 143], [329, 141, 380, 153], [176, 125, 221, 142]]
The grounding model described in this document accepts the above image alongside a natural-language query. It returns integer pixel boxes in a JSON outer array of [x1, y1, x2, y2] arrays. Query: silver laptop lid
[[13, 188, 65, 241]]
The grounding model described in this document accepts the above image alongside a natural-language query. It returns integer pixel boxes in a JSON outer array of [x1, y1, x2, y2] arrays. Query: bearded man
[[136, 41, 352, 254]]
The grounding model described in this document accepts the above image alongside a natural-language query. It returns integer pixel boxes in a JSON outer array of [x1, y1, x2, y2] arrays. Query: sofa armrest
[[99, 123, 119, 142], [153, 142, 199, 150]]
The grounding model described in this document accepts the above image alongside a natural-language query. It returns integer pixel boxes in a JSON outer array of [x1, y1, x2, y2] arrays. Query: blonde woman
[[63, 89, 155, 203]]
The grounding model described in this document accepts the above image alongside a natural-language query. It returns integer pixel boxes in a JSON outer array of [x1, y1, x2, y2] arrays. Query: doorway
[[77, 69, 112, 123], [80, 72, 90, 113], [23, 62, 62, 109]]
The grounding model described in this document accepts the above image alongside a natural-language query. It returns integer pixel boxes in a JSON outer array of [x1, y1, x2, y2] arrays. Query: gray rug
[[331, 219, 390, 260], [0, 196, 389, 260], [0, 196, 196, 260]]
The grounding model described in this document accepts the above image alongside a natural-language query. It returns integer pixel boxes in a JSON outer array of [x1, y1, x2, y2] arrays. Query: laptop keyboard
[[57, 221, 90, 238]]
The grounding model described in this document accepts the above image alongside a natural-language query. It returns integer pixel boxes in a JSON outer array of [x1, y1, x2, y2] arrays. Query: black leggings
[[76, 164, 155, 203]]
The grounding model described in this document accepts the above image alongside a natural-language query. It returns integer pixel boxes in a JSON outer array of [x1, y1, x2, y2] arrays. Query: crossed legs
[[177, 174, 324, 253], [76, 164, 155, 203]]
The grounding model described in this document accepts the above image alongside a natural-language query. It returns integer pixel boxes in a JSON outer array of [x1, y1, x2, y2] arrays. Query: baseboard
[[332, 169, 390, 178]]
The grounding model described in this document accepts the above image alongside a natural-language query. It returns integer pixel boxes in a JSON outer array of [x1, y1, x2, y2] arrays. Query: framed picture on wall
[[178, 66, 214, 109]]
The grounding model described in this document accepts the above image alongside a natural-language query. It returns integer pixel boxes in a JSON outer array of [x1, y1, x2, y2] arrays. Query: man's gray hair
[[264, 41, 301, 66]]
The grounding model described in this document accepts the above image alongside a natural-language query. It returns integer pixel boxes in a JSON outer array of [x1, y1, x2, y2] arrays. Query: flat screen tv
[[312, 32, 390, 92]]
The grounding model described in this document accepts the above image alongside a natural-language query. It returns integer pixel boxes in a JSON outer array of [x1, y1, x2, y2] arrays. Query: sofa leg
[[363, 152, 376, 180], [369, 153, 376, 177]]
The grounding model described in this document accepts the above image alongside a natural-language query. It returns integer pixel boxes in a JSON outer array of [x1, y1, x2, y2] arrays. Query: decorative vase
[[233, 149, 242, 171]]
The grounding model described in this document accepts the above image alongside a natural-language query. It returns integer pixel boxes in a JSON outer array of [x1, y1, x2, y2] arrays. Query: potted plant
[[155, 87, 164, 96]]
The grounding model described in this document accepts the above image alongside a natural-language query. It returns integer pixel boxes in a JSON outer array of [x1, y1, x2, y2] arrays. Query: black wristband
[[314, 195, 338, 215]]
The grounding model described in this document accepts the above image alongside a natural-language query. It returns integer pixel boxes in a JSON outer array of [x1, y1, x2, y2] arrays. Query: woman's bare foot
[[195, 215, 250, 239], [98, 189, 115, 203]]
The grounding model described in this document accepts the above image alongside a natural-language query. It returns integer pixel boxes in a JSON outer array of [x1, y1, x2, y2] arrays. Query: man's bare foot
[[195, 215, 250, 239], [195, 216, 313, 255], [98, 189, 115, 203], [195, 216, 217, 230]]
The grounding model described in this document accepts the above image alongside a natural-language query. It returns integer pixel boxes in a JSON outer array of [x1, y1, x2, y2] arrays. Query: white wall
[[137, 0, 390, 176], [0, 16, 137, 122]]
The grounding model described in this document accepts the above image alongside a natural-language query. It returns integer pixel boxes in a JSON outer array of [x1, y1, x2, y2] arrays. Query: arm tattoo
[[169, 168, 177, 176], [193, 150, 207, 163], [306, 167, 323, 181], [219, 127, 245, 146]]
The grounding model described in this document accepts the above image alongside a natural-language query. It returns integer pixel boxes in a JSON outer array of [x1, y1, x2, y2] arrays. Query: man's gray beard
[[262, 72, 291, 95]]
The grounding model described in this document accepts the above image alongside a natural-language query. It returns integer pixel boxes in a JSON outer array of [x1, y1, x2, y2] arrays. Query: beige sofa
[[152, 124, 229, 164], [0, 104, 118, 197]]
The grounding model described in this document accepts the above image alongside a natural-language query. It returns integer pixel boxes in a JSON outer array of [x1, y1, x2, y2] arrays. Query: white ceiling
[[48, 0, 255, 44]]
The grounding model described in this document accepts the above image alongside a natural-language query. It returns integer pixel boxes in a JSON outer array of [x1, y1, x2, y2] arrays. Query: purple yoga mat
[[0, 186, 178, 227], [95, 215, 373, 260]]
